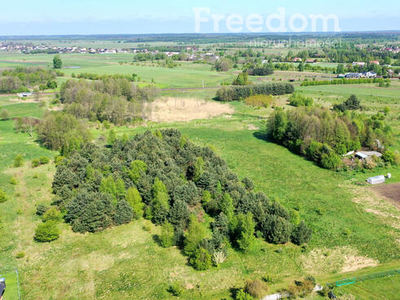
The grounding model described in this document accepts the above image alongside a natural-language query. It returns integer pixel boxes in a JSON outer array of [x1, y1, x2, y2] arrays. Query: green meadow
[[1, 49, 400, 299]]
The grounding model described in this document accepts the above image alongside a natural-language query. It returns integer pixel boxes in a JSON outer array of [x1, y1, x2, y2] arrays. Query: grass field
[[0, 52, 237, 88], [2, 48, 400, 299]]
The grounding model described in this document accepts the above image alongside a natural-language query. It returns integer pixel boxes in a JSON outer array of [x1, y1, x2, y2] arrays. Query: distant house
[[367, 175, 385, 185], [370, 60, 380, 65], [352, 62, 366, 67], [360, 71, 377, 78], [17, 92, 32, 98], [293, 57, 302, 62], [165, 51, 180, 57], [366, 71, 377, 78], [306, 59, 317, 63], [345, 73, 361, 79]]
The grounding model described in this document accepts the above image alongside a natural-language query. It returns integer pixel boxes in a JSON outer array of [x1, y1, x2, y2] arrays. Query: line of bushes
[[301, 78, 389, 86], [216, 83, 294, 102]]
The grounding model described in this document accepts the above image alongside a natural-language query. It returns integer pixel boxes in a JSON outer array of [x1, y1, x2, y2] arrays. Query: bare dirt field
[[144, 97, 234, 123], [373, 183, 400, 208]]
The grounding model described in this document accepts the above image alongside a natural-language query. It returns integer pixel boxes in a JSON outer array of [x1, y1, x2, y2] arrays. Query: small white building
[[367, 175, 385, 185], [17, 92, 32, 98]]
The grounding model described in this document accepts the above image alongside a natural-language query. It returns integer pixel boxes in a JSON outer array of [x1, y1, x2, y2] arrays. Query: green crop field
[[0, 52, 238, 88]]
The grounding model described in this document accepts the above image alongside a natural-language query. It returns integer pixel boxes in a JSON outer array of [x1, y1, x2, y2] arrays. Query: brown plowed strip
[[373, 183, 400, 208]]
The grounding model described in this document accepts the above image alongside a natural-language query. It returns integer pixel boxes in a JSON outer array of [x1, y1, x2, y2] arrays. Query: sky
[[1, 0, 400, 35]]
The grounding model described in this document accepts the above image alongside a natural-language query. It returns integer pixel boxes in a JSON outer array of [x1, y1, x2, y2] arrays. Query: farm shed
[[355, 151, 382, 161], [367, 175, 385, 185]]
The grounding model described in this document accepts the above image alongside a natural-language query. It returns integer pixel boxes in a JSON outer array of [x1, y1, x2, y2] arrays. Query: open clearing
[[144, 97, 234, 122]]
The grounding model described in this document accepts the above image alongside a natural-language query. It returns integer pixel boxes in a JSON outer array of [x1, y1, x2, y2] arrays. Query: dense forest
[[60, 78, 157, 124], [267, 105, 395, 170], [50, 129, 311, 269]]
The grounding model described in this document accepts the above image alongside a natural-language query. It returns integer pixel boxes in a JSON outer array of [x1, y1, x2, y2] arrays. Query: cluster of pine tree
[[216, 83, 294, 102], [60, 78, 157, 125], [52, 129, 311, 269]]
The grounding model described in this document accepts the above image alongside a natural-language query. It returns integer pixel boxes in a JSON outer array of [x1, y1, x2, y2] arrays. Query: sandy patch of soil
[[144, 97, 234, 122], [301, 247, 378, 275], [247, 124, 259, 131]]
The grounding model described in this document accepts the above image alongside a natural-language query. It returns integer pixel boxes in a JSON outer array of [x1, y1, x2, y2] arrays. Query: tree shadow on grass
[[152, 234, 161, 247], [252, 130, 275, 143]]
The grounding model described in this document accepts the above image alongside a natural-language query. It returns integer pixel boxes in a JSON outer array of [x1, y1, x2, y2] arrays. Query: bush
[[244, 279, 269, 299], [320, 152, 343, 170], [0, 109, 10, 120], [159, 222, 175, 248], [235, 289, 254, 300], [291, 221, 312, 245], [36, 204, 49, 216], [287, 278, 315, 298], [333, 94, 361, 112], [245, 95, 274, 107], [289, 92, 313, 107], [42, 207, 63, 223], [264, 216, 292, 244], [189, 247, 212, 270], [382, 149, 400, 165], [13, 154, 24, 167], [212, 250, 227, 266], [39, 156, 50, 165], [31, 159, 40, 168], [0, 189, 7, 203], [10, 177, 17, 185], [34, 221, 60, 242], [15, 252, 25, 259], [167, 282, 184, 296]]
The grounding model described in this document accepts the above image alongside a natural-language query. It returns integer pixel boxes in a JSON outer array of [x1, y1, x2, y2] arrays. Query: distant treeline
[[268, 106, 393, 170], [0, 67, 59, 93], [25, 49, 60, 54], [301, 78, 390, 87], [60, 78, 157, 125], [216, 83, 294, 102], [51, 129, 311, 269], [74, 72, 138, 82]]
